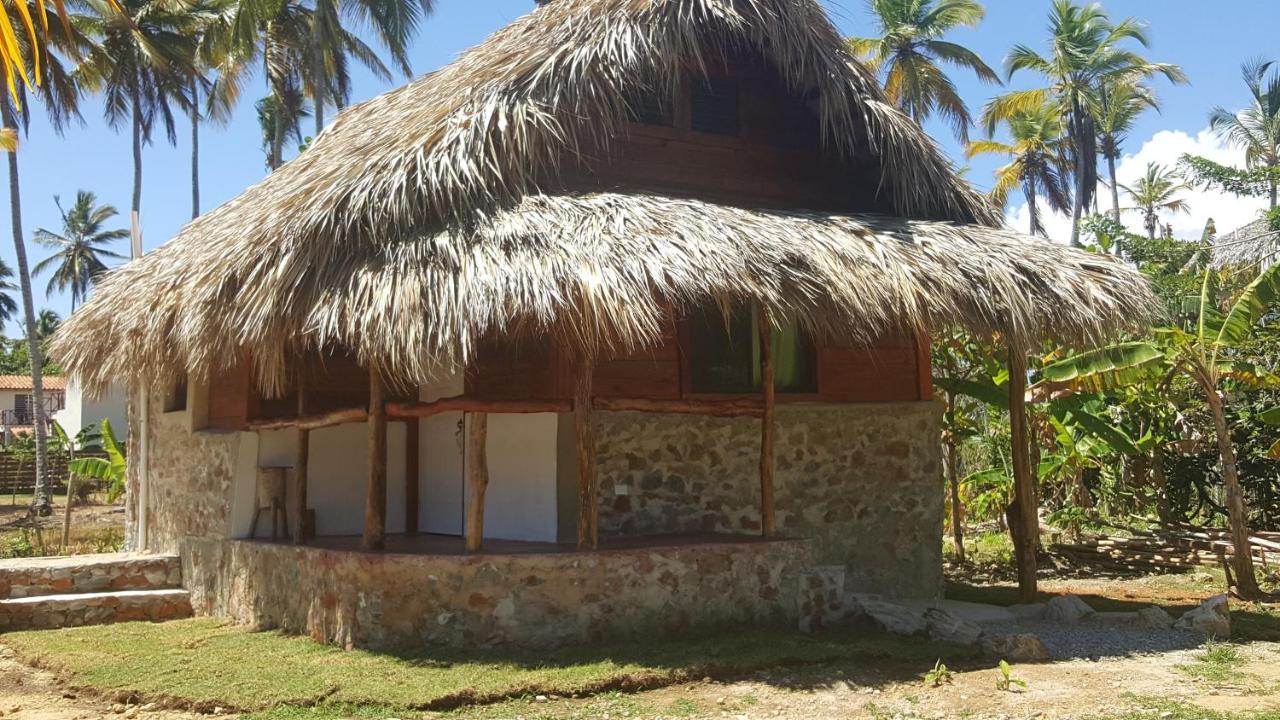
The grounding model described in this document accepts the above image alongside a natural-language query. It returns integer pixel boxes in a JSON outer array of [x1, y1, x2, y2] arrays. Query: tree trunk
[[271, 99, 284, 171], [1152, 445, 1170, 523], [2, 93, 50, 517], [946, 393, 965, 564], [1026, 179, 1039, 236], [1069, 101, 1091, 247], [190, 77, 200, 220], [1203, 381, 1261, 598], [1008, 348, 1038, 602], [1107, 152, 1121, 222], [131, 85, 143, 225]]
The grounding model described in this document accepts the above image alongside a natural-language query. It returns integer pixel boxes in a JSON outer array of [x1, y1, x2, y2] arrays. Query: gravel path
[[982, 619, 1204, 660]]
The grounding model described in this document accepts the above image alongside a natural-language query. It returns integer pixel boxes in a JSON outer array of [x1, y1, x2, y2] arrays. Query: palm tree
[[30, 309, 60, 343], [847, 0, 999, 142], [1095, 80, 1157, 220], [2, 0, 87, 517], [1209, 58, 1280, 209], [1119, 163, 1191, 240], [967, 101, 1072, 236], [986, 0, 1184, 246], [254, 90, 309, 170], [0, 260, 21, 326], [75, 0, 197, 242], [33, 191, 128, 310], [208, 0, 432, 169]]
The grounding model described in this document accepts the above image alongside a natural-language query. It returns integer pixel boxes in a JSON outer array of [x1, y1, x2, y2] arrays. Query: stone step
[[0, 553, 181, 599], [0, 588, 192, 630]]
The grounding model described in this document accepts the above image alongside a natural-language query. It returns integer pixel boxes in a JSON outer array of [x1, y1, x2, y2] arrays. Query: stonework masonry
[[182, 536, 820, 649], [595, 402, 944, 599]]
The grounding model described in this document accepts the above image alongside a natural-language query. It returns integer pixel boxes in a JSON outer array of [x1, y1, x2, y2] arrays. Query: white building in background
[[0, 375, 66, 443], [53, 378, 128, 442]]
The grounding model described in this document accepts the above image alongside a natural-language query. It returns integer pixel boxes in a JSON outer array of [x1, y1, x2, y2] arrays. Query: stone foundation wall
[[129, 389, 245, 554], [596, 402, 944, 599], [182, 537, 818, 649]]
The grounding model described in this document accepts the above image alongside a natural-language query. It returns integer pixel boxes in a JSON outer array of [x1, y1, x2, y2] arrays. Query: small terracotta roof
[[0, 375, 66, 391]]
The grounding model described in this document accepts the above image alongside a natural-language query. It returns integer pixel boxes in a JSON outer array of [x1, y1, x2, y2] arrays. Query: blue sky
[[4, 0, 1278, 333]]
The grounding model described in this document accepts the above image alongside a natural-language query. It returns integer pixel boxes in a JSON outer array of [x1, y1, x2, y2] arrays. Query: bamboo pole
[[405, 417, 420, 536], [292, 379, 309, 545], [757, 306, 776, 538], [575, 356, 598, 549], [465, 412, 488, 552], [362, 368, 387, 551], [1008, 348, 1038, 602]]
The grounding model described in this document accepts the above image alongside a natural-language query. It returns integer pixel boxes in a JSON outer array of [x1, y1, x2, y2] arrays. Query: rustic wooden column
[[757, 306, 776, 537], [464, 412, 489, 552], [574, 355, 598, 549], [404, 417, 420, 536], [1007, 347, 1038, 602], [362, 367, 387, 551], [292, 379, 309, 545]]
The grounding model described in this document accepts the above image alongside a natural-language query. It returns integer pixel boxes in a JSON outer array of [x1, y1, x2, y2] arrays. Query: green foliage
[[1178, 154, 1280, 199], [994, 660, 1026, 691], [922, 659, 953, 687], [68, 418, 125, 502]]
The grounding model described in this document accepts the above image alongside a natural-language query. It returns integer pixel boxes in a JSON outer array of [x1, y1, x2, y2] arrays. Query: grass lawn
[[2, 618, 972, 716]]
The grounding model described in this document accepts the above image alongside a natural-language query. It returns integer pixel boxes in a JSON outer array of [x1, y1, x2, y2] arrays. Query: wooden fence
[[0, 450, 109, 496]]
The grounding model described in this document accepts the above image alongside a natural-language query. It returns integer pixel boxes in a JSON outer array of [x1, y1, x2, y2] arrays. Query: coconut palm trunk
[[1202, 380, 1260, 598], [130, 85, 143, 227], [190, 77, 200, 220], [1, 93, 51, 517], [945, 393, 965, 564], [1107, 153, 1121, 221]]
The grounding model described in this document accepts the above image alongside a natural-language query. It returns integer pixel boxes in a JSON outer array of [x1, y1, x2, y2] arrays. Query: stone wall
[[596, 402, 944, 599], [182, 536, 818, 649], [128, 388, 246, 554]]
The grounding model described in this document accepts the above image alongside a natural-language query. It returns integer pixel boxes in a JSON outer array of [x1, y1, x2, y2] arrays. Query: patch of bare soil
[[459, 642, 1280, 720], [0, 649, 205, 720]]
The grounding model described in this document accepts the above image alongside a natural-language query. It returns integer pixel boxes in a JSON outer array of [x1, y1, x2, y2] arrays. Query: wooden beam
[[1007, 347, 1038, 602], [387, 397, 571, 419], [758, 307, 776, 538], [574, 356, 598, 549], [363, 368, 387, 551], [464, 412, 489, 552], [292, 379, 309, 545], [592, 397, 764, 418], [405, 417, 420, 536], [247, 407, 367, 432]]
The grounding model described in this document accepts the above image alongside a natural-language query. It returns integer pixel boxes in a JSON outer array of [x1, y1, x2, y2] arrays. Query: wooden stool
[[249, 467, 291, 540]]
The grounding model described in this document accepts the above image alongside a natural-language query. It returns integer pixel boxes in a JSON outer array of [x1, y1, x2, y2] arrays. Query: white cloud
[[1004, 128, 1268, 243]]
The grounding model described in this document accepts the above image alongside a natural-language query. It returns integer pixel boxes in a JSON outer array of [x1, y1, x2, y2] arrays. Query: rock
[[924, 607, 983, 646], [1136, 606, 1174, 629], [1174, 594, 1230, 638], [850, 595, 926, 636], [980, 633, 1051, 662], [1007, 603, 1046, 621], [1044, 594, 1095, 625]]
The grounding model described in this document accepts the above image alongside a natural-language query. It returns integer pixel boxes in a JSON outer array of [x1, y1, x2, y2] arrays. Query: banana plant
[[1038, 263, 1280, 599], [68, 418, 126, 504]]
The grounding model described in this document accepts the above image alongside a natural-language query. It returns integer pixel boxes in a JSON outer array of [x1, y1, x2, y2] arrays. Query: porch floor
[[249, 531, 786, 556]]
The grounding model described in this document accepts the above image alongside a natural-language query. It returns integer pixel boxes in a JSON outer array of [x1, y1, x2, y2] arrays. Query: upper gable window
[[690, 77, 739, 136], [625, 85, 674, 127]]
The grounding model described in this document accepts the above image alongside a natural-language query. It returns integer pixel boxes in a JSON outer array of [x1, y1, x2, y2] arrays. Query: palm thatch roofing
[[53, 0, 1158, 395], [1214, 217, 1280, 269]]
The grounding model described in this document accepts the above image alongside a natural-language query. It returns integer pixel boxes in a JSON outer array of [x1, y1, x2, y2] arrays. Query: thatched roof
[[1214, 217, 1280, 269], [53, 0, 1157, 394]]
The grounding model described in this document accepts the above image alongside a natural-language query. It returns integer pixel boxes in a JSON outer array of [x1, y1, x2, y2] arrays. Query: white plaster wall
[[473, 413, 559, 542], [229, 431, 261, 538], [421, 374, 465, 535], [54, 379, 128, 439]]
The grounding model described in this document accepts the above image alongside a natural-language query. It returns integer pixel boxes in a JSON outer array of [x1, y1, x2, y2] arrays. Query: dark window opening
[[625, 84, 674, 127], [690, 77, 739, 136], [688, 304, 817, 394], [164, 376, 188, 413]]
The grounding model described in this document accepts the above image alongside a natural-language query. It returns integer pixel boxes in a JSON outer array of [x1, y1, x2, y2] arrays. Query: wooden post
[[1008, 347, 1038, 602], [292, 378, 309, 545], [405, 417, 420, 536], [574, 356, 598, 549], [465, 412, 488, 552], [757, 306, 776, 538], [362, 367, 387, 551]]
